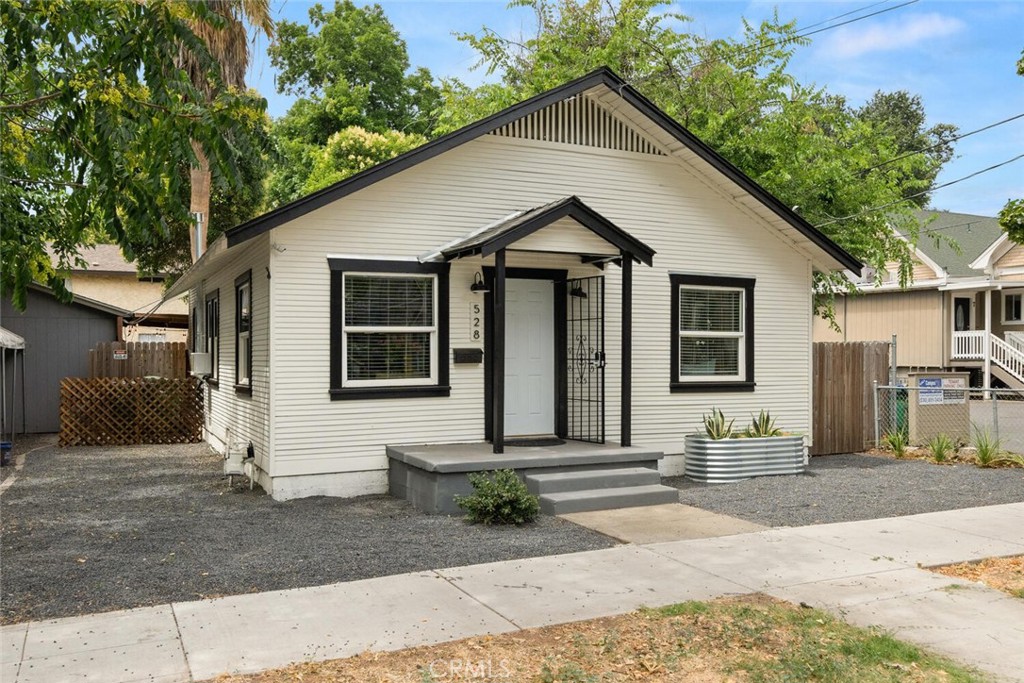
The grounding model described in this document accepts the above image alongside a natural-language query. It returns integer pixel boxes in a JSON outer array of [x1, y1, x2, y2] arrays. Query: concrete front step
[[540, 484, 680, 515], [525, 467, 660, 495]]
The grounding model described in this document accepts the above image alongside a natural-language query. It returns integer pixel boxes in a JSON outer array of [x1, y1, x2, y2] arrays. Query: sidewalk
[[3, 502, 1023, 683]]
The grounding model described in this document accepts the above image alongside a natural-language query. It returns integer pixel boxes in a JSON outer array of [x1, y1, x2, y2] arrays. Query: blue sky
[[247, 0, 1024, 217]]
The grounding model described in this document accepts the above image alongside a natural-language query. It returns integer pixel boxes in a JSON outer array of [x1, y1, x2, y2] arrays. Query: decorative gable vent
[[489, 95, 665, 155]]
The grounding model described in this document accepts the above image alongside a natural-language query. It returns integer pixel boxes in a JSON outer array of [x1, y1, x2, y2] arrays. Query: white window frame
[[1003, 291, 1023, 324], [677, 284, 746, 383], [235, 278, 251, 387], [341, 272, 438, 388]]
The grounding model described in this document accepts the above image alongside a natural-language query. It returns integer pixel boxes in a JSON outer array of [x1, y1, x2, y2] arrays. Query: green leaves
[[1, 0, 267, 307], [436, 0, 958, 309]]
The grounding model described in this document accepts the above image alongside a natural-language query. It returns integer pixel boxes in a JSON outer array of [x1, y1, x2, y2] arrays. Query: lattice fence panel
[[60, 378, 203, 446]]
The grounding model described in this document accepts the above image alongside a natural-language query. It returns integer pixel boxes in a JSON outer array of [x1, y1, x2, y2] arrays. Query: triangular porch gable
[[488, 93, 666, 156]]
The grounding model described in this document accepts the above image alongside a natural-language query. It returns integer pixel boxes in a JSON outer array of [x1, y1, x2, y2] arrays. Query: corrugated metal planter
[[684, 435, 806, 483]]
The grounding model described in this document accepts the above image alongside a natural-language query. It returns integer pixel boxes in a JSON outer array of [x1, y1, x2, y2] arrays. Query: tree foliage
[[436, 0, 958, 301], [268, 0, 441, 143], [999, 48, 1024, 244], [1, 0, 266, 309], [264, 1, 440, 210]]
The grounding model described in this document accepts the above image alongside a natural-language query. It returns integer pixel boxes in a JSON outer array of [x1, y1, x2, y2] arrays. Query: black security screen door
[[566, 276, 605, 443]]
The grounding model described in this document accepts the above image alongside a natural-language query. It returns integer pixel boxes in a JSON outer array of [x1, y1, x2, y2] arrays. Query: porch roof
[[434, 196, 656, 266]]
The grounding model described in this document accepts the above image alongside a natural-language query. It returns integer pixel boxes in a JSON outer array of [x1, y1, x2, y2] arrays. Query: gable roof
[[437, 196, 656, 266], [225, 67, 860, 273], [46, 243, 166, 278], [27, 283, 131, 318], [910, 210, 1003, 277]]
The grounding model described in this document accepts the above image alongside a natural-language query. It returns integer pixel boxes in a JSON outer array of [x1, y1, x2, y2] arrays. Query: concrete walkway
[[3, 502, 1023, 683]]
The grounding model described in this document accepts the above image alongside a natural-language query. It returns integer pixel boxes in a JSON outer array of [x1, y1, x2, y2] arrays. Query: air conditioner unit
[[190, 352, 211, 376]]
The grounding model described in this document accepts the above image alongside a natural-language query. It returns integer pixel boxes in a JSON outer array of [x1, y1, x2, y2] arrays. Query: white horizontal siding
[[196, 234, 271, 472], [515, 216, 620, 255], [268, 134, 813, 474]]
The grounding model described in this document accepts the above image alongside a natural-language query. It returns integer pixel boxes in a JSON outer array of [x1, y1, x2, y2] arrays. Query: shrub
[[702, 408, 735, 439], [455, 469, 540, 525], [745, 410, 783, 438], [972, 426, 1002, 467], [928, 433, 954, 463], [883, 430, 908, 458]]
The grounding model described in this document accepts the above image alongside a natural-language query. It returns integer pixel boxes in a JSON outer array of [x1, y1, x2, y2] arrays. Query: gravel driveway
[[666, 452, 1024, 527], [0, 443, 615, 624], [4, 445, 1022, 625]]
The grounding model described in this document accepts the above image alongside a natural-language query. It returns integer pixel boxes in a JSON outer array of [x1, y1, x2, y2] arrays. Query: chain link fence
[[875, 384, 1024, 454]]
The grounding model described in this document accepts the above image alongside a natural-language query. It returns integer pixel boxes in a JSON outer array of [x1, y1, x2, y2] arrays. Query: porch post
[[493, 249, 506, 454], [620, 250, 632, 447], [984, 288, 992, 397]]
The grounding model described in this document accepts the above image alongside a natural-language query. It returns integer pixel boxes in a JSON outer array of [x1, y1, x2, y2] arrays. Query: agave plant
[[745, 410, 783, 438], [702, 408, 735, 440]]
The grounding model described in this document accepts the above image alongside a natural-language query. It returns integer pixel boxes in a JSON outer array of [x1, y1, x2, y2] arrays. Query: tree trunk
[[189, 140, 212, 263]]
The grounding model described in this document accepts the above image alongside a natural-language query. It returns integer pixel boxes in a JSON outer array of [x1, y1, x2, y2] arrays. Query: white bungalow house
[[165, 68, 860, 511], [815, 210, 1024, 391]]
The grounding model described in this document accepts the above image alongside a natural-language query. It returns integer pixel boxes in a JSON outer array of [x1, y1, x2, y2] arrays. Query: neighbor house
[[47, 243, 188, 342], [165, 68, 860, 506], [1, 285, 127, 433], [813, 210, 1024, 389]]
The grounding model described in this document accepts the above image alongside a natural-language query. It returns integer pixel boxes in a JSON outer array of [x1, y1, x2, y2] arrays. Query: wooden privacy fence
[[89, 341, 187, 379], [59, 377, 203, 446], [811, 341, 890, 456]]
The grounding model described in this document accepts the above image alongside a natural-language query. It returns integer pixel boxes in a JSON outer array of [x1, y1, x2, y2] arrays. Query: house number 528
[[470, 302, 481, 342]]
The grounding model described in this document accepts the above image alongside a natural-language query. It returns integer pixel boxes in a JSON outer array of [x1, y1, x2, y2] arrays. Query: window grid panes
[[343, 273, 436, 386], [678, 286, 744, 379]]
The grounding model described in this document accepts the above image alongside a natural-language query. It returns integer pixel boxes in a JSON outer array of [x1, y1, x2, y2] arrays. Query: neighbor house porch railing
[[951, 330, 985, 360], [950, 330, 1024, 385]]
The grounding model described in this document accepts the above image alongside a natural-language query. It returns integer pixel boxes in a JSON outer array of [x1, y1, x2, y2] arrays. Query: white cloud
[[823, 13, 965, 59]]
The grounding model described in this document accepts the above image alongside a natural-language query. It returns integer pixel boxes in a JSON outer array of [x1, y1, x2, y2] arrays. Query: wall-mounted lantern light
[[470, 272, 490, 294]]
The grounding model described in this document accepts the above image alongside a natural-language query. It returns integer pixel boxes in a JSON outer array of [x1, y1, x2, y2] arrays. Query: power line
[[862, 112, 1024, 173], [676, 0, 919, 74], [816, 152, 1024, 228]]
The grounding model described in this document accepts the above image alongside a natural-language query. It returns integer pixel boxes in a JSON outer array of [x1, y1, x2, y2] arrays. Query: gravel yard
[[0, 443, 615, 624], [666, 452, 1024, 527], [4, 445, 1022, 625]]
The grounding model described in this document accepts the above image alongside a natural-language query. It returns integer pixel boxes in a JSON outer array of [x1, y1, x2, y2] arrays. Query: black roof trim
[[441, 196, 655, 266], [225, 67, 861, 272], [226, 69, 614, 247]]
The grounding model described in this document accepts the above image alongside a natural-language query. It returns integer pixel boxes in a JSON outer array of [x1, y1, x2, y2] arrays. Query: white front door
[[505, 278, 555, 436]]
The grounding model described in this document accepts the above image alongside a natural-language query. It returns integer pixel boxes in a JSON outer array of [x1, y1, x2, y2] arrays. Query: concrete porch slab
[[386, 440, 662, 474], [560, 503, 766, 543]]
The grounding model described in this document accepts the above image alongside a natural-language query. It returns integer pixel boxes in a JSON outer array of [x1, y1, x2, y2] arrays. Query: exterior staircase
[[524, 466, 679, 515], [952, 331, 1024, 389]]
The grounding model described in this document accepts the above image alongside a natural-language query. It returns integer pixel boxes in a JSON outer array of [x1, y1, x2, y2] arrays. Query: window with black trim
[[1003, 291, 1022, 323], [235, 272, 252, 392], [329, 259, 450, 400], [205, 289, 219, 383], [670, 274, 754, 392]]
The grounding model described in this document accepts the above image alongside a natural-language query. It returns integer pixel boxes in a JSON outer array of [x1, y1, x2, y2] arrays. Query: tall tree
[[268, 0, 441, 143], [855, 91, 956, 207], [178, 0, 274, 263], [0, 0, 263, 309], [436, 0, 957, 307]]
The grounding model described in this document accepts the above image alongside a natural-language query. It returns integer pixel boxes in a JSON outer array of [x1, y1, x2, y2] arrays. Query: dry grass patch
[[209, 594, 985, 683], [933, 556, 1024, 599]]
